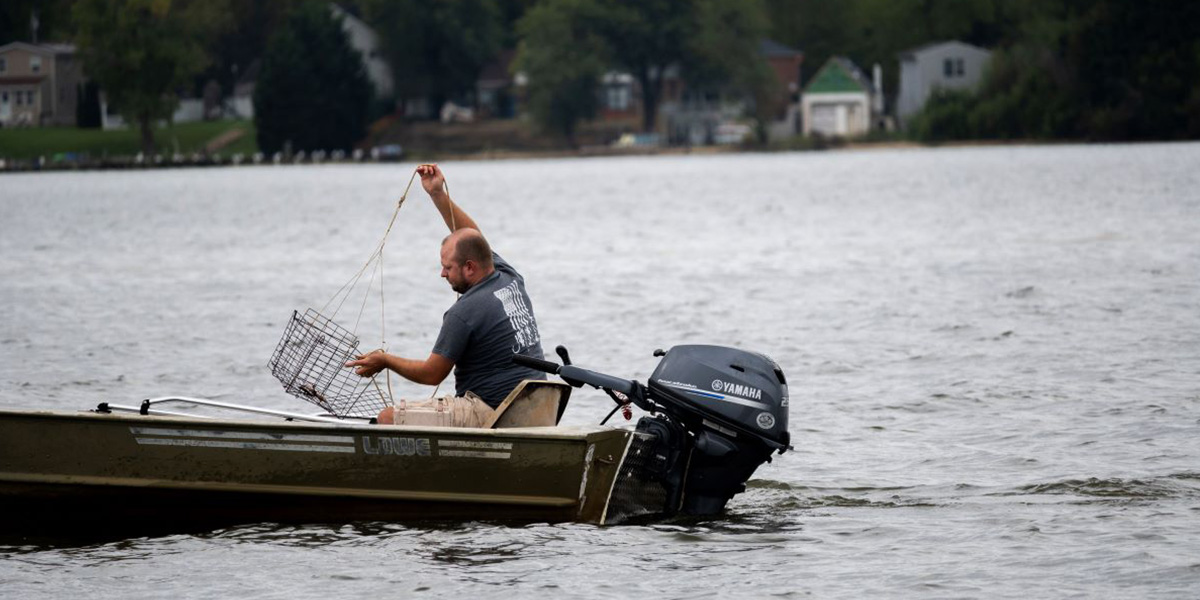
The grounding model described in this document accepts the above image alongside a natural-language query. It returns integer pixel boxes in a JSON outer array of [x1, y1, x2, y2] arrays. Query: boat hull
[[0, 409, 638, 533]]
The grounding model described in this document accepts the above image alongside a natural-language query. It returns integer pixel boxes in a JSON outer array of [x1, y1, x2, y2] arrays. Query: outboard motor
[[646, 345, 790, 514], [514, 344, 790, 518]]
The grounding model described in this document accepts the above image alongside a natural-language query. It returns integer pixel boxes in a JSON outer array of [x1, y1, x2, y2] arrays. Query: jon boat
[[0, 345, 791, 532]]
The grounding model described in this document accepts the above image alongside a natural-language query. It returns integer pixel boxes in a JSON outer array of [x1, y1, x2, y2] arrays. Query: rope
[[315, 169, 460, 406], [317, 168, 421, 407], [429, 179, 456, 400], [321, 169, 419, 320]]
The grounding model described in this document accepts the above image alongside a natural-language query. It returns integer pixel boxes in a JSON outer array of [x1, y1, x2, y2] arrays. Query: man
[[345, 164, 546, 426]]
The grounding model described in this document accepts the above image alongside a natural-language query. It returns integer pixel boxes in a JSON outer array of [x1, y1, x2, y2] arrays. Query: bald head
[[439, 229, 494, 293], [444, 228, 494, 270]]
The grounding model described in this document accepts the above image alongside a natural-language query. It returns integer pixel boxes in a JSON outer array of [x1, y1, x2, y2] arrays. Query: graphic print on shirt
[[493, 281, 541, 352]]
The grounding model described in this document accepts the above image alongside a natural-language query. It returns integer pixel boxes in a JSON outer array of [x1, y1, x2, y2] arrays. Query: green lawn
[[0, 120, 258, 160]]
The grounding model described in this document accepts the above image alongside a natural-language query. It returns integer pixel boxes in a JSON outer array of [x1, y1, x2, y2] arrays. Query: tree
[[362, 0, 502, 116], [253, 2, 372, 154], [72, 0, 229, 154], [513, 0, 605, 145], [516, 0, 768, 134], [75, 80, 102, 129], [907, 0, 1200, 142], [1, 0, 75, 45], [193, 0, 298, 102], [686, 0, 776, 141], [588, 0, 695, 133]]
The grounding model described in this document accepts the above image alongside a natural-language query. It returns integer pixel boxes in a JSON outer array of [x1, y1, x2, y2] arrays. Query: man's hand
[[345, 350, 454, 386], [417, 163, 446, 197], [345, 349, 388, 378], [417, 163, 480, 232]]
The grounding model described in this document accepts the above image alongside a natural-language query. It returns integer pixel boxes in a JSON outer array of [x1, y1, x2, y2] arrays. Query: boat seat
[[485, 380, 572, 429]]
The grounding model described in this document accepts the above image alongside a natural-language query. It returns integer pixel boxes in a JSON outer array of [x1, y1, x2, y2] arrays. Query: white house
[[801, 56, 875, 137], [896, 40, 992, 127]]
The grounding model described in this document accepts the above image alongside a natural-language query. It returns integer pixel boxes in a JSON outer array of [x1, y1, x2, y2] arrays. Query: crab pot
[[268, 309, 387, 418]]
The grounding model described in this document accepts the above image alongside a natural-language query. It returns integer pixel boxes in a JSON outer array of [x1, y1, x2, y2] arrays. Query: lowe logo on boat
[[363, 436, 432, 457], [711, 379, 763, 400]]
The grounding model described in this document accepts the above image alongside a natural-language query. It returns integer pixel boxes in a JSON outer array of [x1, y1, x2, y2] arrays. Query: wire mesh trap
[[269, 309, 388, 419]]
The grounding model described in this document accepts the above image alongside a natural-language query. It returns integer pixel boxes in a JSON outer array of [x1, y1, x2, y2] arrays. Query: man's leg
[[377, 394, 493, 427]]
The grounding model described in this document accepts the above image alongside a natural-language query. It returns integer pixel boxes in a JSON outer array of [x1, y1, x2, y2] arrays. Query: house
[[759, 38, 804, 137], [0, 41, 83, 127], [801, 56, 875, 137], [896, 40, 992, 127], [660, 39, 804, 144]]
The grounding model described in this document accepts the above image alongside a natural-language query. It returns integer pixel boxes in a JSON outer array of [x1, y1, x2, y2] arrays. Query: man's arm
[[417, 163, 480, 233], [345, 350, 453, 386]]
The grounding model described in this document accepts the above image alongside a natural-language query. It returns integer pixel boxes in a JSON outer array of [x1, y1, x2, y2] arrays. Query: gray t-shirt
[[432, 252, 546, 408]]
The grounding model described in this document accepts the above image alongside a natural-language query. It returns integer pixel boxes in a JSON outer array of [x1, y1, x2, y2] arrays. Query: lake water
[[1, 144, 1199, 598]]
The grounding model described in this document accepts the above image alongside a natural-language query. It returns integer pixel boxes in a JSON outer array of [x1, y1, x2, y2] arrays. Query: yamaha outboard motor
[[514, 344, 790, 518], [646, 345, 790, 513]]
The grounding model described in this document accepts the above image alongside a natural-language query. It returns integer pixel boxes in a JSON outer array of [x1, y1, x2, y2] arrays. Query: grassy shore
[[0, 120, 257, 161]]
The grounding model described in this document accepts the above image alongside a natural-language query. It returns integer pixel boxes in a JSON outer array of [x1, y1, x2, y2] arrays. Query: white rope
[[315, 168, 421, 406]]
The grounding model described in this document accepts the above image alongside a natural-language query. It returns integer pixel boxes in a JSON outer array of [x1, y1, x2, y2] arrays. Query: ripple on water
[[1007, 476, 1200, 502]]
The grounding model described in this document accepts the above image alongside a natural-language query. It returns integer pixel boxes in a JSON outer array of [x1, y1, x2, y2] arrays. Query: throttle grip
[[512, 354, 561, 374]]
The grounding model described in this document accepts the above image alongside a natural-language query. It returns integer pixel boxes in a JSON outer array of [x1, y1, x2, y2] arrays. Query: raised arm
[[417, 163, 479, 233]]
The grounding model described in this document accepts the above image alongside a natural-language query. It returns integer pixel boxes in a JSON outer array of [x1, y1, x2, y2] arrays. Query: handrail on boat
[[94, 396, 370, 425]]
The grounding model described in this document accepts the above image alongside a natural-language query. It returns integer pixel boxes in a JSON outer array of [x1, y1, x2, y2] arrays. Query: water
[[2, 144, 1199, 598]]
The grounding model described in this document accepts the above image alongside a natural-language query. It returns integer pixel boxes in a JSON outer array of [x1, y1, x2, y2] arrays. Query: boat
[[0, 344, 791, 533]]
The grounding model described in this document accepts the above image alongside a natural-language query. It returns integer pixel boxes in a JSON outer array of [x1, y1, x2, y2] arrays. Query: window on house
[[31, 56, 41, 73], [606, 86, 629, 111], [1, 91, 7, 103], [27, 90, 35, 104], [944, 58, 953, 77], [0, 57, 6, 73], [956, 58, 965, 76], [15, 91, 22, 106]]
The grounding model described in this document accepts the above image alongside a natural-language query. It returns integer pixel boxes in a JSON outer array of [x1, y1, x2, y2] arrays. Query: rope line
[[429, 179, 456, 400], [313, 169, 459, 406], [321, 169, 419, 320], [316, 168, 422, 407]]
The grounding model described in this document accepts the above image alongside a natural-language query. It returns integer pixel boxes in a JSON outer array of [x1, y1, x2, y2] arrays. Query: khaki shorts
[[377, 392, 495, 428]]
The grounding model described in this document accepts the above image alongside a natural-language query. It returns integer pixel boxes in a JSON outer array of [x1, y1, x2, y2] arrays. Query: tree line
[[4, 0, 1197, 153]]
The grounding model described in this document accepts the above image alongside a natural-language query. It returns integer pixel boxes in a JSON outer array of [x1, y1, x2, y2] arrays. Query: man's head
[[440, 228, 495, 294]]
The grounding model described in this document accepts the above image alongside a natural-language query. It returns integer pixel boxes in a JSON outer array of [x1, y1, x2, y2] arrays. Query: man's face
[[440, 242, 470, 294]]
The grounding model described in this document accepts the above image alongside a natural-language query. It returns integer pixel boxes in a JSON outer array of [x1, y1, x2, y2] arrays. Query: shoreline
[[3, 137, 1191, 173]]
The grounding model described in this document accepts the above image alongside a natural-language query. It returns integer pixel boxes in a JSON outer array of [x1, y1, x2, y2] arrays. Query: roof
[[897, 40, 989, 61], [0, 41, 76, 56], [759, 39, 801, 58], [803, 56, 871, 94]]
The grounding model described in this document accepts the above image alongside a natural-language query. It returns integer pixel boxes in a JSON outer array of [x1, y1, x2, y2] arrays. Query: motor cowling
[[646, 345, 791, 514]]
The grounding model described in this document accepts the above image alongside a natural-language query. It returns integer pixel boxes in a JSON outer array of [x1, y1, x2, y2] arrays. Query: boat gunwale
[[0, 407, 629, 441]]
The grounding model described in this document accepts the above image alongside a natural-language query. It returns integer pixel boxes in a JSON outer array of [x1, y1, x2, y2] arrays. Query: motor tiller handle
[[512, 354, 561, 374], [511, 354, 638, 396]]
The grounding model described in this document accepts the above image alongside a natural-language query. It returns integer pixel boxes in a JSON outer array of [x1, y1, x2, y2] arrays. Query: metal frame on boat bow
[[94, 396, 361, 425]]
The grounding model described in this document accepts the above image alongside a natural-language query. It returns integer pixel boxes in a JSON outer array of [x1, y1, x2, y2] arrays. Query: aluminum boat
[[0, 344, 791, 533]]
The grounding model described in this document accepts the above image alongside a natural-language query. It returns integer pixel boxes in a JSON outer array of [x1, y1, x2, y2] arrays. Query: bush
[[909, 88, 977, 143]]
